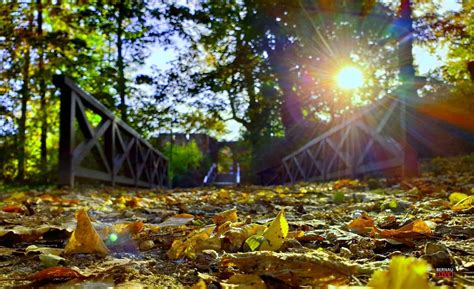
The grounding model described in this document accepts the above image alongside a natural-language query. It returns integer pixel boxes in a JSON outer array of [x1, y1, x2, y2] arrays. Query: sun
[[336, 66, 364, 89]]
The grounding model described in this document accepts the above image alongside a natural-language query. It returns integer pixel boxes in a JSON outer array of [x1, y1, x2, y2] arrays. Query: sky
[[142, 0, 462, 141]]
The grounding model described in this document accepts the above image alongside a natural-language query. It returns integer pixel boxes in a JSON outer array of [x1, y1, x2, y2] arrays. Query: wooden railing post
[[105, 120, 116, 186], [54, 75, 75, 187]]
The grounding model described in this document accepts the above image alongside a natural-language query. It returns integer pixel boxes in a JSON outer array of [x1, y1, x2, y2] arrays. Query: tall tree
[[17, 6, 33, 181], [37, 0, 48, 175]]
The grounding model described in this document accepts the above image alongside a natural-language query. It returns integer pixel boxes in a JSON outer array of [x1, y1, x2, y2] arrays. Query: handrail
[[235, 163, 240, 185], [283, 97, 395, 162], [203, 163, 217, 185], [53, 75, 169, 188], [281, 96, 405, 183]]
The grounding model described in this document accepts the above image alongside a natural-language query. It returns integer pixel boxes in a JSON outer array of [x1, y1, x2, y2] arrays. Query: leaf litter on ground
[[0, 154, 473, 288]]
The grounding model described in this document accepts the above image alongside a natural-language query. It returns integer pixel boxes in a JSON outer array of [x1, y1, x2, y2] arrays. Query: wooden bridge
[[281, 97, 407, 184], [53, 75, 169, 188]]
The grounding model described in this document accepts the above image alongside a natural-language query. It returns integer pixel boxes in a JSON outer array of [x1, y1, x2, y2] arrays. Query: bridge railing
[[203, 163, 217, 185], [282, 97, 405, 183], [53, 75, 168, 188]]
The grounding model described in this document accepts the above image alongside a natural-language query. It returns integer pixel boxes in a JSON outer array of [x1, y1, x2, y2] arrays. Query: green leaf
[[244, 235, 266, 252], [334, 191, 345, 203]]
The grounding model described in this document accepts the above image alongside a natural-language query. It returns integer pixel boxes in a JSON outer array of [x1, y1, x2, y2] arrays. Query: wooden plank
[[105, 121, 116, 186], [356, 158, 403, 175], [76, 167, 112, 182], [58, 89, 75, 187], [283, 160, 295, 184], [293, 156, 307, 181], [356, 122, 403, 160], [72, 118, 111, 168]]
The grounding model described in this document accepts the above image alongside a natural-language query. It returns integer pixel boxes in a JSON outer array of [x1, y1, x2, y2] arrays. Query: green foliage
[[162, 141, 204, 185]]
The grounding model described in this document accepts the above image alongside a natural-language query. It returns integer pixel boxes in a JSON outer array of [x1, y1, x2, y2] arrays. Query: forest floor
[[0, 155, 473, 289]]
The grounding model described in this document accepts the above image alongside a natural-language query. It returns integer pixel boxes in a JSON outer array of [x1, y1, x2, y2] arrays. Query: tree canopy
[[0, 0, 472, 183]]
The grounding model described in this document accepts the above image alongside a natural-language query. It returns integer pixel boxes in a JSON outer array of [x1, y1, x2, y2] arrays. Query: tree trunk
[[117, 0, 127, 121], [268, 38, 304, 135], [37, 0, 48, 177], [18, 16, 33, 181], [398, 0, 418, 177]]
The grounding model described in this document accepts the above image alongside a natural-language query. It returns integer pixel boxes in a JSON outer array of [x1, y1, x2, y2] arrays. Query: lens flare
[[336, 66, 364, 89], [109, 233, 118, 242]]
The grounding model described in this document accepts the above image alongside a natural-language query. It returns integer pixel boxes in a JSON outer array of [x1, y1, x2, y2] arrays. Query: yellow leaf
[[259, 210, 288, 251], [223, 223, 266, 252], [448, 192, 468, 203], [213, 209, 238, 226], [452, 195, 474, 212], [64, 209, 109, 256], [188, 279, 207, 289], [367, 256, 433, 289], [167, 226, 215, 260], [221, 274, 266, 289], [5, 192, 26, 202], [25, 245, 63, 256]]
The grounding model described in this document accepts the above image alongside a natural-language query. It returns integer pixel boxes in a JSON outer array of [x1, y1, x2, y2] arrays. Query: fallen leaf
[[259, 209, 289, 251], [1, 204, 26, 214], [110, 221, 145, 235], [452, 195, 474, 212], [39, 253, 66, 267], [25, 245, 63, 256], [223, 223, 266, 252], [189, 279, 207, 289], [367, 256, 434, 289], [348, 214, 375, 235], [167, 226, 215, 259], [220, 274, 266, 289], [376, 220, 432, 246], [213, 209, 238, 226], [219, 251, 371, 288], [159, 213, 194, 227], [28, 267, 84, 282], [64, 209, 109, 256], [39, 194, 80, 206], [4, 192, 26, 202], [448, 192, 468, 204], [244, 235, 266, 252], [287, 230, 305, 239]]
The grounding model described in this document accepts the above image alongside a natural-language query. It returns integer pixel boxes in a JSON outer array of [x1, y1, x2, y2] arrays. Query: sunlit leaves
[[367, 256, 434, 289], [244, 210, 288, 252], [64, 209, 109, 256]]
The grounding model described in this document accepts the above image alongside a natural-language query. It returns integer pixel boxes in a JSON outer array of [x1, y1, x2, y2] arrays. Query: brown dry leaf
[[287, 230, 305, 239], [220, 274, 266, 289], [39, 194, 80, 206], [213, 209, 238, 226], [1, 204, 26, 214], [28, 267, 85, 282], [348, 214, 375, 235], [219, 250, 371, 288], [111, 221, 144, 235], [159, 213, 194, 227], [377, 219, 432, 245], [64, 209, 109, 256]]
